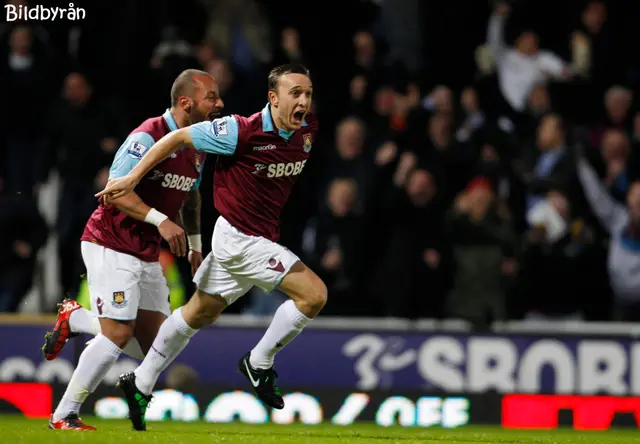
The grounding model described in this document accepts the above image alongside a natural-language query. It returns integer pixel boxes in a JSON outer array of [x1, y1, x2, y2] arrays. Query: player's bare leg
[[238, 261, 326, 408], [43, 299, 146, 361], [117, 291, 224, 430], [51, 318, 135, 429], [274, 261, 328, 317], [133, 309, 169, 353]]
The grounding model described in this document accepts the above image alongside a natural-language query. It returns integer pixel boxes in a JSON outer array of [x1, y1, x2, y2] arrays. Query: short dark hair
[[268, 63, 310, 92], [170, 69, 212, 106]]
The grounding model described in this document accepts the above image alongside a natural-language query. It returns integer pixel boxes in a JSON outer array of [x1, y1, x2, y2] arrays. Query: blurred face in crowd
[[516, 31, 539, 56], [583, 1, 606, 34], [197, 43, 217, 67], [601, 129, 629, 163], [461, 87, 479, 114], [182, 74, 224, 124], [528, 85, 551, 116], [281, 28, 300, 54], [10, 27, 31, 56], [406, 169, 437, 207], [406, 83, 421, 109], [627, 182, 640, 221], [350, 75, 367, 102], [270, 72, 313, 131], [429, 112, 452, 146], [537, 114, 563, 151], [605, 87, 632, 125], [207, 59, 232, 94], [64, 73, 91, 107], [431, 85, 454, 113], [467, 184, 494, 216], [336, 118, 364, 160], [354, 31, 375, 64], [375, 86, 396, 116], [327, 179, 358, 217]]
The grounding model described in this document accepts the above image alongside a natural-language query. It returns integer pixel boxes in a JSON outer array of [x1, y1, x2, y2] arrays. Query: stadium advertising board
[[501, 394, 640, 430], [2, 383, 640, 430], [0, 382, 484, 427], [2, 323, 640, 395], [88, 387, 480, 427]]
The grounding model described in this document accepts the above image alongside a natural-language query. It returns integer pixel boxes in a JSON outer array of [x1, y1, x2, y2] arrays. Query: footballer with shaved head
[[44, 69, 224, 430]]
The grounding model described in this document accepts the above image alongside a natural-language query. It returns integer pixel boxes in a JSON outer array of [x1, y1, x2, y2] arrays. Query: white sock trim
[[95, 333, 123, 356], [248, 300, 312, 370], [282, 299, 311, 329], [174, 307, 199, 337]]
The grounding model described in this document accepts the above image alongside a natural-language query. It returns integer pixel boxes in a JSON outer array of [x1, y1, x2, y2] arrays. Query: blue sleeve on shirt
[[189, 116, 238, 156], [108, 132, 156, 178]]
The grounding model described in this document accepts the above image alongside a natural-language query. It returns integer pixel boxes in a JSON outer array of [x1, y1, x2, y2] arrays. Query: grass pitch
[[2, 415, 640, 444]]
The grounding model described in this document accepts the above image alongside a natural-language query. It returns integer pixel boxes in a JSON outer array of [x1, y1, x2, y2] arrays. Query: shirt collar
[[261, 103, 308, 136], [163, 109, 179, 131]]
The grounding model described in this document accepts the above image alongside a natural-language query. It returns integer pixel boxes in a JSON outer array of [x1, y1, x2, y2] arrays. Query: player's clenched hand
[[188, 250, 204, 276], [159, 219, 187, 257], [95, 175, 138, 200]]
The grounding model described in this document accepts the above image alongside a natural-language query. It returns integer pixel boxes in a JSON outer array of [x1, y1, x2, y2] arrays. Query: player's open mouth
[[292, 111, 305, 124], [208, 111, 221, 121]]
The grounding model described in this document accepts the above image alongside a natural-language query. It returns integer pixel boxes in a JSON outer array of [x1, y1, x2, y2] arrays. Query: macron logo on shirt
[[253, 144, 277, 152]]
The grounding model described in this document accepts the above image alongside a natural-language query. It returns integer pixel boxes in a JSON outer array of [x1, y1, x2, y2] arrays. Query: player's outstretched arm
[[107, 188, 153, 221], [96, 116, 237, 200], [96, 128, 194, 199]]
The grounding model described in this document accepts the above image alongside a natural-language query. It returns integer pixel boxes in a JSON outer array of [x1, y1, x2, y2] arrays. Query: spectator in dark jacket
[[0, 175, 48, 312]]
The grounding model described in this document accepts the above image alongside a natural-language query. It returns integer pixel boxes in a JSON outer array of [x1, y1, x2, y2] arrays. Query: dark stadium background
[[3, 0, 640, 323]]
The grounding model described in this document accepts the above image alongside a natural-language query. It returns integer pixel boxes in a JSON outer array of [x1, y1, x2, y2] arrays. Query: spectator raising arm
[[577, 157, 627, 234]]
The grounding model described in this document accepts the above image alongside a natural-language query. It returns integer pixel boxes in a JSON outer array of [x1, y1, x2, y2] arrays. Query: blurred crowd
[[3, 0, 640, 327]]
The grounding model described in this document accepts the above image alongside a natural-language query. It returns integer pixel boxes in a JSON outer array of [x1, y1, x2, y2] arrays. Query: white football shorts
[[193, 216, 300, 305], [80, 241, 171, 320]]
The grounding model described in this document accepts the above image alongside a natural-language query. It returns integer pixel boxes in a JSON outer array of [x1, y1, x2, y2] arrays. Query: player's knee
[[198, 303, 222, 325], [182, 289, 226, 328], [304, 279, 328, 316], [101, 319, 135, 348]]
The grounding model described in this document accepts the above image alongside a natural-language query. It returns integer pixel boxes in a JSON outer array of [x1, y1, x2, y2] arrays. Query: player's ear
[[268, 90, 278, 107], [179, 96, 191, 112]]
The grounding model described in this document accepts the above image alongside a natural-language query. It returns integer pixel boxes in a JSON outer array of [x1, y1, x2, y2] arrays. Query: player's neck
[[269, 105, 291, 133], [170, 107, 191, 129]]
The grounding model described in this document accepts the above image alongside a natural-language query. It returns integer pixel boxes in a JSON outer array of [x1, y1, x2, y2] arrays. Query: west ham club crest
[[303, 134, 312, 153]]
